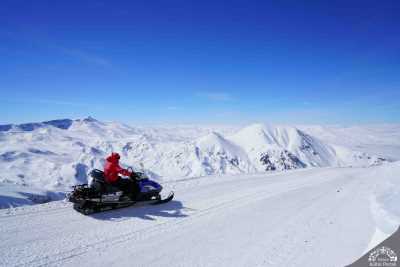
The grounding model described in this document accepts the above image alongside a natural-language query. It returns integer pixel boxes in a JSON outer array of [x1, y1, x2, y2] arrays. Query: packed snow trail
[[0, 165, 398, 267]]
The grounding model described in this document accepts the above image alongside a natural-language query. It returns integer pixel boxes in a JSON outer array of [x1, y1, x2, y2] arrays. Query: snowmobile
[[68, 168, 174, 215]]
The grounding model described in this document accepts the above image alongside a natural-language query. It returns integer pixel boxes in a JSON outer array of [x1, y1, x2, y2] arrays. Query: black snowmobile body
[[68, 169, 174, 215]]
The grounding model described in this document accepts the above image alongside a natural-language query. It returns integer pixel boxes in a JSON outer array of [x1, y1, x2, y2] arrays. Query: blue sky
[[1, 0, 399, 125]]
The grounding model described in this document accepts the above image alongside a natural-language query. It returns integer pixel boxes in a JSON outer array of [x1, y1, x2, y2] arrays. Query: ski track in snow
[[1, 165, 398, 267]]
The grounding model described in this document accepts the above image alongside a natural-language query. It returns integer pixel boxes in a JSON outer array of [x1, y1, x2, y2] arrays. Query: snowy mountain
[[229, 124, 334, 170], [0, 118, 74, 132], [0, 117, 392, 205], [1, 118, 400, 266]]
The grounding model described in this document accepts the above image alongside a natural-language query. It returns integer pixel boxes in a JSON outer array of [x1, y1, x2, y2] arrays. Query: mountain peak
[[231, 123, 304, 147], [81, 116, 98, 123]]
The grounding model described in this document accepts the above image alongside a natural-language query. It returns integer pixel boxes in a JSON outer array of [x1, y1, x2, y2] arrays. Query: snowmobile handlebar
[[130, 173, 140, 181], [127, 166, 143, 181]]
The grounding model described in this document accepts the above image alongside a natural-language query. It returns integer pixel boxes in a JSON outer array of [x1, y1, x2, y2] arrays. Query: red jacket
[[103, 153, 132, 183]]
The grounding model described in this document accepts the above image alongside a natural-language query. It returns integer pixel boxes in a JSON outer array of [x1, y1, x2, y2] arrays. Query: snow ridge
[[0, 118, 387, 195]]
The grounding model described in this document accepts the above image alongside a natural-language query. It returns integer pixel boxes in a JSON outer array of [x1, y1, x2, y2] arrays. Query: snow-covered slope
[[1, 163, 399, 267], [193, 132, 254, 175], [0, 183, 64, 209], [1, 118, 399, 265], [0, 118, 389, 201], [299, 124, 400, 161], [229, 124, 338, 170]]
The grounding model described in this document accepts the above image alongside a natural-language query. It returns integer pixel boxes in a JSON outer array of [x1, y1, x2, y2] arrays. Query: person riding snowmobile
[[103, 152, 139, 199]]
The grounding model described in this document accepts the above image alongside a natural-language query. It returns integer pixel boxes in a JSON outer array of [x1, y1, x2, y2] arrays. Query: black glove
[[130, 172, 139, 180]]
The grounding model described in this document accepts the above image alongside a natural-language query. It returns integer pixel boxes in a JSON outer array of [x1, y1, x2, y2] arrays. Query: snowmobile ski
[[72, 192, 174, 215], [152, 191, 174, 205]]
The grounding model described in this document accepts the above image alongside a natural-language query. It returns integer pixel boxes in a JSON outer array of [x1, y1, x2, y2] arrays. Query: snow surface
[[0, 183, 64, 209], [1, 163, 399, 267], [0, 118, 390, 203], [298, 124, 400, 161], [1, 118, 399, 266]]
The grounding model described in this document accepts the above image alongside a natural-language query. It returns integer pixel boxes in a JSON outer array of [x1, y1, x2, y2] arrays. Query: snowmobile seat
[[90, 169, 106, 183], [89, 169, 121, 194]]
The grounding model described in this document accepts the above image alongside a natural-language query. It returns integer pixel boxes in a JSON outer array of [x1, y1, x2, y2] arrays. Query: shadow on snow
[[90, 200, 190, 221]]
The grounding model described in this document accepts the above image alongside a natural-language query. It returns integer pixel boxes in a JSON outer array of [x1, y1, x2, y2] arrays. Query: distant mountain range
[[0, 117, 100, 132], [0, 117, 394, 193]]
